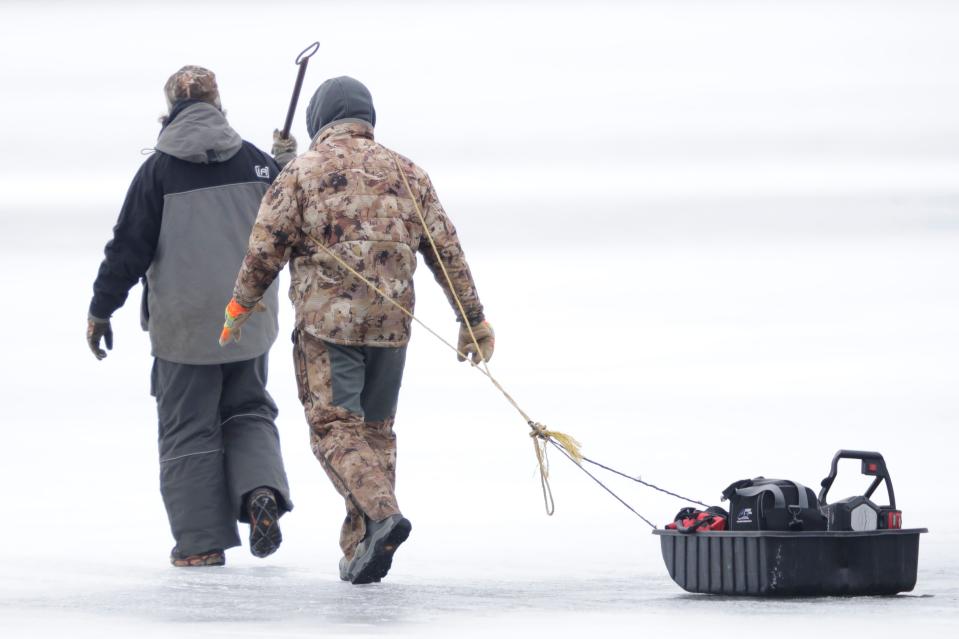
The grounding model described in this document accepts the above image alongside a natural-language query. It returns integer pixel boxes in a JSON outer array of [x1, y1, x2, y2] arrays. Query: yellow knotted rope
[[310, 154, 583, 515]]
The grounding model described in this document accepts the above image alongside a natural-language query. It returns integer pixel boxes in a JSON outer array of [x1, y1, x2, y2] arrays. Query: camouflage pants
[[293, 330, 407, 558]]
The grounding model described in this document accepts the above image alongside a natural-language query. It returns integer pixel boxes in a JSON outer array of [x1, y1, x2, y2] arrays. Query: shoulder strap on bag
[[734, 483, 786, 508], [787, 481, 810, 509], [735, 480, 811, 509], [721, 478, 755, 501]]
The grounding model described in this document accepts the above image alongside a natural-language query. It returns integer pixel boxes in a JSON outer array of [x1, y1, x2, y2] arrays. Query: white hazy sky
[[0, 0, 957, 214]]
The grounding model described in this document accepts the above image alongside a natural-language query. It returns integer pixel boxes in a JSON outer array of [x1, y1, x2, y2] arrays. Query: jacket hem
[[151, 339, 276, 366], [301, 326, 410, 349]]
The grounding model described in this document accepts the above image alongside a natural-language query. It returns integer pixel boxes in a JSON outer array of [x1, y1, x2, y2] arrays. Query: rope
[[309, 152, 702, 523], [531, 427, 555, 515], [548, 441, 658, 529], [309, 154, 582, 515], [392, 153, 585, 513], [579, 456, 709, 508], [310, 251, 571, 516], [544, 442, 709, 528], [392, 156, 489, 374]]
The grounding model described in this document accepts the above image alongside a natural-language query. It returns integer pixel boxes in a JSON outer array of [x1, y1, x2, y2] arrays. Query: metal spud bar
[[280, 41, 320, 139]]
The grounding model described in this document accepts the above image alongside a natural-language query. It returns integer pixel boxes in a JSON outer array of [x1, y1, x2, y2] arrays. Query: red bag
[[665, 507, 728, 533]]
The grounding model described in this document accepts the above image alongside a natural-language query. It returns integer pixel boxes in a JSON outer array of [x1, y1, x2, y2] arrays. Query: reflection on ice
[[2, 559, 957, 636]]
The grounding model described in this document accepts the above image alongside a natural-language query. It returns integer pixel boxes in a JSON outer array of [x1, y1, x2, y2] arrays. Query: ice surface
[[2, 563, 958, 638], [2, 220, 957, 637], [2, 1, 959, 637]]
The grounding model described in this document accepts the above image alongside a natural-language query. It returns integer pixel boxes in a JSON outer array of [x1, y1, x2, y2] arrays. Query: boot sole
[[249, 492, 282, 558], [350, 517, 411, 585], [170, 550, 225, 567], [340, 559, 381, 583]]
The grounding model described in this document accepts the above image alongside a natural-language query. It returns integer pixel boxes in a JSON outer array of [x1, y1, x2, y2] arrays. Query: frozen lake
[[2, 0, 958, 635], [2, 195, 958, 636], [3, 558, 958, 637]]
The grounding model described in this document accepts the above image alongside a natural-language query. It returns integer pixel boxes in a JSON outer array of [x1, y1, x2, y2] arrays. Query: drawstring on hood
[[306, 76, 376, 139]]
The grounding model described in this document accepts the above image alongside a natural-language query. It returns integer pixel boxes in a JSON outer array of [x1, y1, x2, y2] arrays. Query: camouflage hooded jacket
[[232, 121, 484, 347]]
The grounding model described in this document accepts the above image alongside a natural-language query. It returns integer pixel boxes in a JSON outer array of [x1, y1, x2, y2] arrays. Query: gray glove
[[271, 129, 297, 169], [87, 314, 113, 360]]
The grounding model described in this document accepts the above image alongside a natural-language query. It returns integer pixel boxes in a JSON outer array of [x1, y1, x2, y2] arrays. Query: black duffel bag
[[722, 477, 827, 532]]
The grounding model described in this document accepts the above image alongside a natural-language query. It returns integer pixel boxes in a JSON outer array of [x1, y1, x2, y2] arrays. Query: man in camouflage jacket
[[221, 76, 494, 584]]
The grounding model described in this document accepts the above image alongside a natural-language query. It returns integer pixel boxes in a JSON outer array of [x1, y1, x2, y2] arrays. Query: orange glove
[[218, 298, 264, 346], [457, 320, 494, 364]]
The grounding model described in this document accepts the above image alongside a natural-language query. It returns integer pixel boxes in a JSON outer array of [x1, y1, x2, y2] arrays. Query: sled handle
[[819, 450, 896, 509]]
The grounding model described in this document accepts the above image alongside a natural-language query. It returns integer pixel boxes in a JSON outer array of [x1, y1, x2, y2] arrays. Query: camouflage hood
[[306, 76, 376, 139], [156, 100, 242, 164]]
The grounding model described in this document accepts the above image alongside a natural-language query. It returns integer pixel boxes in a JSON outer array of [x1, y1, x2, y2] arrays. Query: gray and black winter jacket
[[90, 100, 281, 365]]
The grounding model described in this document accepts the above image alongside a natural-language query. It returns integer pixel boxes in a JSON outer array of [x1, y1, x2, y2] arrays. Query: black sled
[[653, 450, 926, 596]]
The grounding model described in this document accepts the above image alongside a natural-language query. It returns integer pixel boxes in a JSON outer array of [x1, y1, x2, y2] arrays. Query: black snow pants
[[151, 354, 292, 555]]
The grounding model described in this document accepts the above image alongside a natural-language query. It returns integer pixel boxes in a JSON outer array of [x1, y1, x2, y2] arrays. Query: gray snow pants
[[151, 354, 292, 555]]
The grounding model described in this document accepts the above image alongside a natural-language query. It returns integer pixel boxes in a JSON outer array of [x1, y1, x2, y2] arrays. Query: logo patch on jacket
[[254, 165, 270, 179]]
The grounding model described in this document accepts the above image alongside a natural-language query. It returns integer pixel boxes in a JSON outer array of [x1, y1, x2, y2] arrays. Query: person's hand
[[457, 320, 494, 364], [271, 129, 297, 162], [87, 314, 113, 360], [218, 298, 265, 346]]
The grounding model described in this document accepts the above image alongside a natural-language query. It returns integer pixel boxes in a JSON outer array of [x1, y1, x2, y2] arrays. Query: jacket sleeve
[[416, 174, 485, 325], [89, 157, 163, 319], [233, 165, 303, 307]]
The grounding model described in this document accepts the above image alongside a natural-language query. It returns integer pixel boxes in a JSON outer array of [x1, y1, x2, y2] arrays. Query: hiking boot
[[247, 487, 282, 558], [340, 555, 381, 582], [347, 514, 411, 585], [170, 547, 225, 567]]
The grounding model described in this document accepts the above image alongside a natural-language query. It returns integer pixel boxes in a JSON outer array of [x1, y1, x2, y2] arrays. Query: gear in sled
[[655, 450, 926, 596]]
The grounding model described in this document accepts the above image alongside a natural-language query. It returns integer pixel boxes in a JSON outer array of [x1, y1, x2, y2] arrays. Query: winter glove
[[271, 129, 297, 168], [457, 320, 494, 364], [87, 314, 113, 360], [218, 298, 265, 347]]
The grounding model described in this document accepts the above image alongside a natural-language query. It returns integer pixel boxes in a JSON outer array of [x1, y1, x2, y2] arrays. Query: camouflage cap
[[163, 65, 222, 112]]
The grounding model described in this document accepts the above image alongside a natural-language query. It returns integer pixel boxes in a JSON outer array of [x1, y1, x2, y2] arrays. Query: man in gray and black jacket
[[87, 66, 295, 567]]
